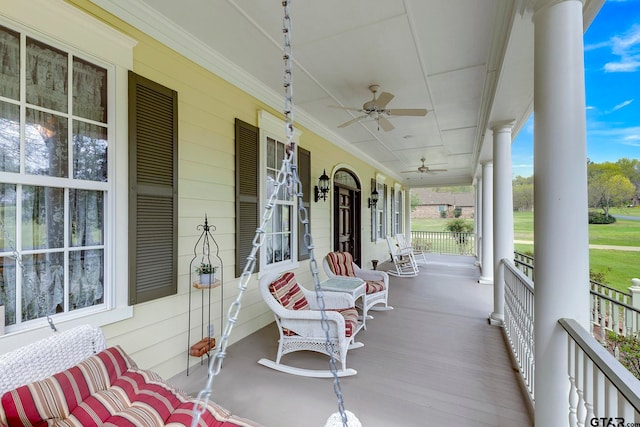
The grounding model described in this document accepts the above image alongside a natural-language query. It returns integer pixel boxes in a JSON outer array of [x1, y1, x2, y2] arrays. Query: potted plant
[[196, 263, 217, 285]]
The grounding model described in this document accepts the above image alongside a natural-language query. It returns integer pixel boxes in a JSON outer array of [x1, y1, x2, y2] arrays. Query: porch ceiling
[[91, 0, 604, 188]]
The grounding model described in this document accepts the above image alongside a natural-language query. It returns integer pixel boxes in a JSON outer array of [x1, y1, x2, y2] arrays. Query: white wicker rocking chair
[[257, 272, 364, 378], [395, 233, 427, 265], [322, 252, 393, 326]]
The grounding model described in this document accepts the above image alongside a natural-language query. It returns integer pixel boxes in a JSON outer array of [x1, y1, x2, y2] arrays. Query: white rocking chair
[[323, 252, 393, 326], [258, 271, 364, 377], [386, 236, 419, 277], [395, 233, 427, 265]]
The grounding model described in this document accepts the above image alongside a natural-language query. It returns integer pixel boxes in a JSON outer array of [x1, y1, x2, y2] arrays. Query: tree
[[588, 174, 635, 216], [410, 192, 421, 212], [513, 183, 534, 211]]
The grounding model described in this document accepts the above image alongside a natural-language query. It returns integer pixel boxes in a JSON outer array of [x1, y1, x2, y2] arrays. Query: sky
[[512, 0, 640, 177]]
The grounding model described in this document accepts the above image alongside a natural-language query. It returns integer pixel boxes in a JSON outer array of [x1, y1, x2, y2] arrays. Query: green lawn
[[413, 211, 640, 293]]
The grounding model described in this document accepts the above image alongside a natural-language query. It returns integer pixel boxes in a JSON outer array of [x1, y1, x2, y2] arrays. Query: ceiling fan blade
[[386, 108, 428, 116], [373, 91, 394, 109], [378, 116, 394, 132], [428, 168, 448, 172], [337, 115, 368, 128], [400, 170, 418, 173], [328, 105, 364, 112]]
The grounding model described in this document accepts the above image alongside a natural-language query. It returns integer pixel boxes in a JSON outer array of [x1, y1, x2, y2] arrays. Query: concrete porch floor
[[170, 254, 533, 427]]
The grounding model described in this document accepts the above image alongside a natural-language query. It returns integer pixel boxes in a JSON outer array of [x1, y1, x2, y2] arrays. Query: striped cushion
[[0, 346, 259, 427], [327, 252, 356, 277], [268, 272, 310, 310], [334, 308, 359, 338], [365, 280, 385, 294]]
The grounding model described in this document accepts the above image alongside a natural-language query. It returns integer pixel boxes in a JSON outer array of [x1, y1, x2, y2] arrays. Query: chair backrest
[[326, 252, 356, 277], [386, 236, 399, 255], [267, 271, 310, 310], [395, 233, 408, 248]]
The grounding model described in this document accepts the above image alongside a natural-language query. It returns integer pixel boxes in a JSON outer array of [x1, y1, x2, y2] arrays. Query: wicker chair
[[257, 271, 363, 377], [323, 252, 393, 325], [0, 324, 106, 394]]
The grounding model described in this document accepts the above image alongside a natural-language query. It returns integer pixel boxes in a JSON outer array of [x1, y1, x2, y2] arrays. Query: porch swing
[[191, 2, 361, 426]]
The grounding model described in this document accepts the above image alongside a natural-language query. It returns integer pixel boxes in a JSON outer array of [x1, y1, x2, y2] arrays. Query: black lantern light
[[368, 188, 379, 209], [314, 169, 330, 202]]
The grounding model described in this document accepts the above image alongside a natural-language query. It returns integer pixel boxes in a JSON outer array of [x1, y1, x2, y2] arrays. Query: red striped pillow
[[327, 252, 356, 277], [268, 272, 310, 310]]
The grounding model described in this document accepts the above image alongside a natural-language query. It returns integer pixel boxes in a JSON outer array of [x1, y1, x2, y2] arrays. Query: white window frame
[[394, 184, 403, 235], [258, 110, 302, 276], [0, 0, 135, 346], [375, 174, 386, 241]]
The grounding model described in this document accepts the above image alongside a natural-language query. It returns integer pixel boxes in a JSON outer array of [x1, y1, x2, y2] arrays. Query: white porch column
[[475, 178, 483, 264], [405, 189, 412, 242], [478, 162, 493, 284], [533, 0, 590, 425], [490, 122, 515, 326]]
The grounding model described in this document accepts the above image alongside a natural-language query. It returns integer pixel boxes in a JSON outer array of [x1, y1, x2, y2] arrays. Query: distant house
[[412, 188, 475, 219]]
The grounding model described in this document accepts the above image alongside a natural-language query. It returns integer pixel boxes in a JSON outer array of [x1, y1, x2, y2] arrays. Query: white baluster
[[569, 338, 578, 427]]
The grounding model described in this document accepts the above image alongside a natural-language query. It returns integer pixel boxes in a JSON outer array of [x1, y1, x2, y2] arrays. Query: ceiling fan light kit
[[332, 84, 428, 131], [400, 157, 448, 174]]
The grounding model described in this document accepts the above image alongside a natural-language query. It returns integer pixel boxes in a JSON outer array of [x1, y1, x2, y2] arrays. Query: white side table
[[319, 277, 367, 332]]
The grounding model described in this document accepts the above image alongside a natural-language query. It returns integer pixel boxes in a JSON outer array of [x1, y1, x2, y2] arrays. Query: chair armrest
[[303, 288, 355, 310], [354, 267, 388, 284]]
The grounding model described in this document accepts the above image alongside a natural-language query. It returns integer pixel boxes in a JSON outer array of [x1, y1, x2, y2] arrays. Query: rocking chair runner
[[323, 252, 393, 325], [257, 272, 364, 377]]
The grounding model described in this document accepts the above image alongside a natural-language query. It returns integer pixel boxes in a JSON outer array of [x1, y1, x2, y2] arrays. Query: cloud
[[604, 25, 640, 72], [610, 99, 634, 112]]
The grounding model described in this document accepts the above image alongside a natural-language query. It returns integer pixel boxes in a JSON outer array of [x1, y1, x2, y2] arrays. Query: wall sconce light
[[314, 169, 330, 202], [368, 188, 379, 209]]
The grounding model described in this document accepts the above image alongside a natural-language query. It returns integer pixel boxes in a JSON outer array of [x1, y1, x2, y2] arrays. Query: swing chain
[[0, 219, 57, 332], [193, 2, 349, 426]]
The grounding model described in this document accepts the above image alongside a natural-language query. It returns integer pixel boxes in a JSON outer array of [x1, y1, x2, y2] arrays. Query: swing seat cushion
[[0, 346, 260, 427]]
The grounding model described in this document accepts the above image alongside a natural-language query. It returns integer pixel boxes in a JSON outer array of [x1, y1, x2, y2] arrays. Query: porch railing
[[560, 318, 640, 425], [503, 260, 535, 403], [504, 253, 640, 422], [513, 251, 640, 338], [410, 231, 475, 255]]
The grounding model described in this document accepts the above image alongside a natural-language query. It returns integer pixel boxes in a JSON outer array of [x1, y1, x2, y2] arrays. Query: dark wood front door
[[334, 185, 361, 266]]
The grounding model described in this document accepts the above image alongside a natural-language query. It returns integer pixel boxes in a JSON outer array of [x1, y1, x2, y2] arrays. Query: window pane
[[276, 141, 284, 170], [26, 37, 68, 112], [0, 257, 16, 326], [0, 101, 20, 173], [25, 109, 68, 177], [70, 190, 104, 246], [0, 26, 20, 101], [281, 233, 290, 262], [73, 121, 107, 181], [265, 235, 274, 264], [267, 137, 275, 169], [22, 252, 64, 321], [69, 249, 104, 311], [73, 57, 107, 123], [0, 183, 16, 252], [22, 186, 64, 250]]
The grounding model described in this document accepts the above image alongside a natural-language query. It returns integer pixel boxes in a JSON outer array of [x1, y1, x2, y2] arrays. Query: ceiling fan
[[401, 157, 448, 174], [330, 84, 428, 131]]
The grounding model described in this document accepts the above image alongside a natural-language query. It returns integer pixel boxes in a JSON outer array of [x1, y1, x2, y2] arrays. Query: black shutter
[[297, 147, 311, 261], [371, 178, 376, 242], [235, 119, 259, 277], [390, 187, 395, 234], [128, 71, 178, 304], [384, 184, 388, 237]]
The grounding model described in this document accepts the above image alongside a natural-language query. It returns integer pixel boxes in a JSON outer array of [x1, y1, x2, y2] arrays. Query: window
[[0, 25, 109, 328], [375, 176, 387, 240], [235, 112, 307, 277], [0, 0, 134, 334], [394, 186, 403, 234]]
